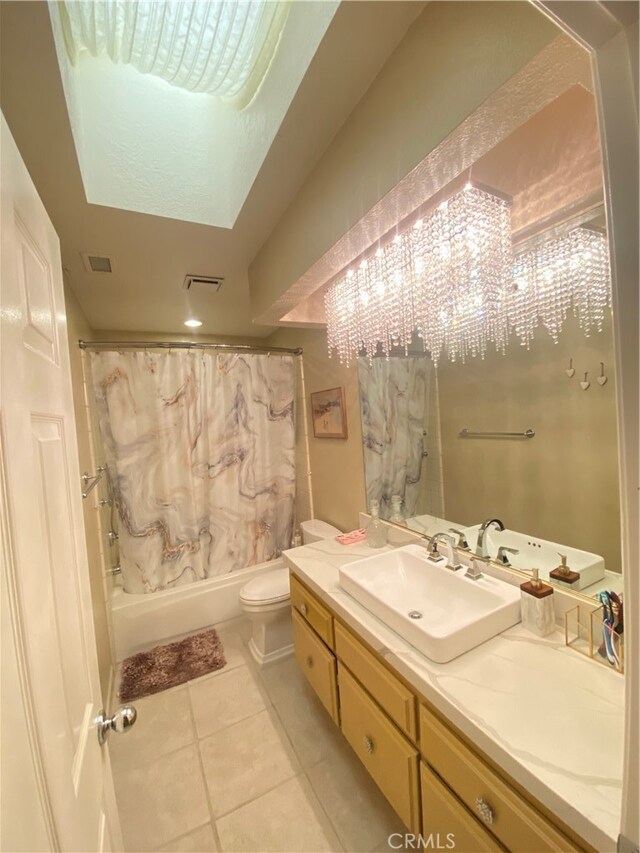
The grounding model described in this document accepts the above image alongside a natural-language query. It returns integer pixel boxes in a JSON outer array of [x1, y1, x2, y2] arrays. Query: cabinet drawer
[[421, 763, 504, 853], [420, 705, 582, 853], [290, 574, 334, 648], [338, 662, 420, 833], [335, 621, 417, 741], [292, 610, 339, 724]]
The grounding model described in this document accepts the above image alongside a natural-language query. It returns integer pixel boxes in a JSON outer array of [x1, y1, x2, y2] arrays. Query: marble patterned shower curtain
[[90, 350, 295, 593], [357, 356, 430, 520]]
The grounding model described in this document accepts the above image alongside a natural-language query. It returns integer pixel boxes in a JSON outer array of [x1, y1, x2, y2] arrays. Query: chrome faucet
[[449, 527, 470, 551], [475, 518, 505, 558], [425, 532, 461, 571], [465, 557, 486, 581], [496, 546, 519, 566]]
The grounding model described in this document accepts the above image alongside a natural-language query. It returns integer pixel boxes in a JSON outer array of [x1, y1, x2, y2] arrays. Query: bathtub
[[111, 558, 285, 661]]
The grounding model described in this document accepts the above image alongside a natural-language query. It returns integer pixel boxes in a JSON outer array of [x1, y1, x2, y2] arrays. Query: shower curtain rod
[[78, 339, 303, 355]]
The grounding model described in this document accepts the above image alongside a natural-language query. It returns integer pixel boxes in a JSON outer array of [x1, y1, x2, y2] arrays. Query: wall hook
[[565, 358, 575, 378], [580, 371, 590, 390], [597, 362, 608, 386]]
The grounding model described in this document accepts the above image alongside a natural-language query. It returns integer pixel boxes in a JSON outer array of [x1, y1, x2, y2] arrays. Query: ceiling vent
[[183, 274, 224, 292], [81, 252, 114, 274]]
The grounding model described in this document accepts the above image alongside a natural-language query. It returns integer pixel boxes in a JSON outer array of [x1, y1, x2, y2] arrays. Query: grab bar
[[459, 428, 535, 439], [81, 467, 106, 499]]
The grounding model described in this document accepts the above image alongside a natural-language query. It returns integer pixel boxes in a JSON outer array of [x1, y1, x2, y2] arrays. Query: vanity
[[284, 537, 623, 853]]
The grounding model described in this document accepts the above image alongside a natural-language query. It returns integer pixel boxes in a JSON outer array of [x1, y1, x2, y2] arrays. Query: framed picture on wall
[[310, 386, 348, 439]]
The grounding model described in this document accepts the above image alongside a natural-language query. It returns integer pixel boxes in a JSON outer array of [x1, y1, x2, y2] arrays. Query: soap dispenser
[[549, 553, 580, 588], [520, 569, 555, 637], [366, 501, 387, 549]]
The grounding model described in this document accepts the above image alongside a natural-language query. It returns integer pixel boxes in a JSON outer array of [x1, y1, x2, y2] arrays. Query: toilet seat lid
[[300, 519, 342, 540], [240, 569, 290, 605]]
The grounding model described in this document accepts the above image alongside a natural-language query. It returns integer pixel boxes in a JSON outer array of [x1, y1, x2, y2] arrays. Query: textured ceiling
[[0, 1, 425, 335]]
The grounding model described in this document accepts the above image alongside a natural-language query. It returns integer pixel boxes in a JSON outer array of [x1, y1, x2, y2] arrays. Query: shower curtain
[[90, 350, 295, 594], [357, 356, 430, 520]]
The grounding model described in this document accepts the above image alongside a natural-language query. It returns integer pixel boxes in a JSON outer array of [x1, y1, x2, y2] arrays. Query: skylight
[[54, 0, 290, 109], [48, 1, 338, 228]]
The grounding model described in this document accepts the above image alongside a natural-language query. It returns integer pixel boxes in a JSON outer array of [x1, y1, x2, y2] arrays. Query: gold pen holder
[[564, 603, 623, 674]]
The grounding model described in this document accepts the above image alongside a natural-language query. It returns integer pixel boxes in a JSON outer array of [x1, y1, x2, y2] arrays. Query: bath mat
[[119, 628, 227, 702]]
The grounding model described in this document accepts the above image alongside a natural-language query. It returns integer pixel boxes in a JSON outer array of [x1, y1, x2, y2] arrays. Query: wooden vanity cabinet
[[421, 762, 505, 852], [338, 663, 421, 833], [290, 574, 334, 647], [289, 573, 589, 853], [291, 610, 339, 724], [335, 621, 417, 740], [419, 704, 584, 853]]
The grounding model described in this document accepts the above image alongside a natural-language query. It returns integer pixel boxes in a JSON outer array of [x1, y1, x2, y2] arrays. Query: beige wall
[[64, 283, 113, 698], [88, 328, 268, 346], [437, 314, 622, 571], [249, 1, 557, 321], [268, 327, 365, 533]]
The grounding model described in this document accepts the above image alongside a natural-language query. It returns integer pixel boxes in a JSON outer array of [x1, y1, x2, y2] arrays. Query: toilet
[[240, 518, 342, 666]]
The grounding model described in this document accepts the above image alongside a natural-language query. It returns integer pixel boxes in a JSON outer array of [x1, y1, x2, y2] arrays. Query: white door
[[0, 114, 121, 851]]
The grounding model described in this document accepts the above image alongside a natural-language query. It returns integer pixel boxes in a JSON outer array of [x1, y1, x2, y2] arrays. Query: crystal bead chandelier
[[325, 184, 611, 365]]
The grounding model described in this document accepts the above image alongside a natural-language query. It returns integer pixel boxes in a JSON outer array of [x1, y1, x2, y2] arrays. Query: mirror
[[357, 86, 623, 600]]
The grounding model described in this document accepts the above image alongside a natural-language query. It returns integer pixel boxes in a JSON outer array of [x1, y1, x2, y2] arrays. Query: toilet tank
[[300, 519, 342, 544]]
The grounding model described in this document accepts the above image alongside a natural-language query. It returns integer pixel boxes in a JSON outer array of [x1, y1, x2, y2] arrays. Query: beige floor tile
[[211, 627, 250, 672], [111, 663, 123, 706], [115, 744, 210, 852], [109, 686, 196, 772], [216, 775, 342, 853], [189, 665, 268, 738], [200, 707, 300, 818], [230, 617, 252, 646], [368, 839, 405, 853], [258, 655, 308, 705], [272, 677, 346, 769], [154, 823, 219, 852], [307, 740, 406, 853]]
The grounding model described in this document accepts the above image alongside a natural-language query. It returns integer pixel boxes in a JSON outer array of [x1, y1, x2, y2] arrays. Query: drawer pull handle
[[363, 735, 375, 754], [306, 656, 314, 669], [475, 797, 494, 825], [300, 603, 308, 616]]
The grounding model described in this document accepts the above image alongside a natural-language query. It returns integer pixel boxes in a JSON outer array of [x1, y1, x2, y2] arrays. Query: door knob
[[96, 705, 137, 745], [475, 797, 494, 825], [300, 603, 308, 616]]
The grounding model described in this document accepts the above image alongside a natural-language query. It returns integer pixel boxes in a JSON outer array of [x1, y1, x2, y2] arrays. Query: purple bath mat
[[119, 628, 227, 702]]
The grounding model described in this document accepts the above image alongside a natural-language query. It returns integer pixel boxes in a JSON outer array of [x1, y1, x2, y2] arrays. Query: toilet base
[[241, 599, 294, 668], [248, 637, 294, 666]]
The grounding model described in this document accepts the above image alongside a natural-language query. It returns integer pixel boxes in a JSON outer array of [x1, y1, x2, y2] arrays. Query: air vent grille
[[81, 252, 114, 274], [183, 274, 224, 292]]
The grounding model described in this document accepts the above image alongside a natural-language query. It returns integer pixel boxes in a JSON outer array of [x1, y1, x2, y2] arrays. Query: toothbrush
[[598, 592, 619, 667]]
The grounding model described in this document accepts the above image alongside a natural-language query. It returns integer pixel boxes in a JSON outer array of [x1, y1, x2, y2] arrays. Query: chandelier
[[325, 184, 611, 365]]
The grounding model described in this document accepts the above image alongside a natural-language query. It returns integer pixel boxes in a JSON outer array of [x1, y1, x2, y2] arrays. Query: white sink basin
[[463, 525, 605, 590], [339, 544, 521, 663]]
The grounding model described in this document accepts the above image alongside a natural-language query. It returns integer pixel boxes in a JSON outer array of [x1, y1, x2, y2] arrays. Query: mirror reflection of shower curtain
[[358, 356, 430, 520], [90, 350, 295, 593]]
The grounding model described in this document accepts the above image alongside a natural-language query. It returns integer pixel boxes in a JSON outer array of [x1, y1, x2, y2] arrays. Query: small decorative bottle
[[366, 501, 387, 549], [549, 553, 580, 588], [389, 495, 407, 526], [520, 569, 555, 636]]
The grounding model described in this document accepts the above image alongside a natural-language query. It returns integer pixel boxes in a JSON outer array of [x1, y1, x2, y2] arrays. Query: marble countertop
[[283, 539, 624, 852]]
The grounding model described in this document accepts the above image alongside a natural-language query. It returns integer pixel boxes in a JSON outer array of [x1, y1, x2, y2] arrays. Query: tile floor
[[109, 620, 405, 853]]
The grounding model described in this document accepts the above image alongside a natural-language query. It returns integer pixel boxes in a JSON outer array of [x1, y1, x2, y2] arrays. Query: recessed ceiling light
[[184, 319, 203, 328]]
